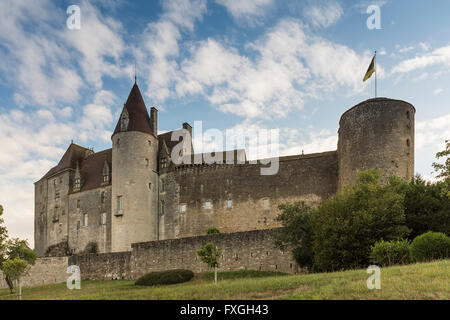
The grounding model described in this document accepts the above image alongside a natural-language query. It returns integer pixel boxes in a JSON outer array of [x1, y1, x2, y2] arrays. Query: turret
[[337, 98, 415, 191], [111, 83, 159, 252]]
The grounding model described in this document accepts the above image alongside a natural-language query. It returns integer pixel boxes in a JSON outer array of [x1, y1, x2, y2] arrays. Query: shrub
[[273, 202, 313, 269], [370, 239, 411, 266], [404, 176, 450, 239], [206, 227, 220, 235], [135, 269, 194, 286], [410, 231, 450, 262], [310, 170, 409, 272]]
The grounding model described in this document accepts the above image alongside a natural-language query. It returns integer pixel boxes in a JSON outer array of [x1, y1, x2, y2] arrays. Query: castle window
[[121, 115, 129, 131], [205, 201, 212, 211], [76, 199, 80, 209], [103, 174, 109, 183], [83, 213, 88, 227], [263, 198, 270, 213], [52, 207, 59, 222], [100, 212, 106, 225], [101, 192, 106, 204], [179, 204, 187, 213], [74, 178, 80, 190], [55, 191, 60, 200], [145, 158, 149, 168], [148, 182, 152, 190], [406, 139, 410, 147], [53, 179, 57, 186], [117, 138, 120, 147], [116, 196, 123, 216], [148, 140, 151, 146], [161, 157, 168, 168], [77, 220, 81, 231], [161, 200, 165, 215], [227, 200, 233, 209], [406, 111, 410, 119]]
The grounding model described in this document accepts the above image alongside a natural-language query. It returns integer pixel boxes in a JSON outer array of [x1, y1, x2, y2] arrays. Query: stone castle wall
[[159, 151, 338, 240], [0, 257, 68, 289], [130, 229, 298, 279], [68, 251, 131, 280], [67, 229, 298, 283], [338, 98, 415, 190], [68, 186, 112, 254], [1, 229, 297, 290]]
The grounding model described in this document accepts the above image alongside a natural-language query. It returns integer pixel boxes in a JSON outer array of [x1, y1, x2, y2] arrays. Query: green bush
[[206, 227, 220, 235], [370, 239, 411, 266], [404, 177, 450, 239], [410, 231, 450, 262], [310, 170, 409, 272], [135, 269, 194, 286]]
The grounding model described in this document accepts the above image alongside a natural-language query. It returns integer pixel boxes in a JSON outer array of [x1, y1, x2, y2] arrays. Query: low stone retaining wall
[[0, 257, 68, 289]]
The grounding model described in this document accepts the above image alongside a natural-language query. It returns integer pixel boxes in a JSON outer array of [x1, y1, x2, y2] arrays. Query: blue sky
[[0, 0, 449, 246]]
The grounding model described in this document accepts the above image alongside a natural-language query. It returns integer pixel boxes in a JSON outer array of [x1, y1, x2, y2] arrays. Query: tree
[[0, 205, 7, 256], [404, 176, 450, 238], [273, 202, 313, 270], [310, 169, 410, 272], [2, 258, 29, 298], [2, 238, 37, 295], [432, 139, 450, 182], [0, 205, 37, 295], [197, 242, 221, 285]]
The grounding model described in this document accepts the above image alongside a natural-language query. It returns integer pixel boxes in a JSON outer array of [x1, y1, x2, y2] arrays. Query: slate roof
[[78, 148, 112, 192], [42, 143, 89, 179], [113, 83, 153, 135]]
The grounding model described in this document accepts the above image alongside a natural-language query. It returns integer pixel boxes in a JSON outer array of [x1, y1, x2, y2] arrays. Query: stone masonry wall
[[68, 251, 131, 280], [1, 230, 296, 289], [129, 229, 298, 279], [160, 151, 338, 240], [0, 257, 68, 289]]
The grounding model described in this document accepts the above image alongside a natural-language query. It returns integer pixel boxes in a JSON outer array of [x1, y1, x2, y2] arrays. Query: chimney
[[150, 107, 158, 135], [182, 122, 192, 137]]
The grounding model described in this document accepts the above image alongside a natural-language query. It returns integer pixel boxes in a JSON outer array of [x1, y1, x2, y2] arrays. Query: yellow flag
[[363, 55, 375, 82]]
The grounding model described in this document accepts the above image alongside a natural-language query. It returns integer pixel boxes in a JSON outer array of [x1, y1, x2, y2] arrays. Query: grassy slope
[[0, 260, 448, 300]]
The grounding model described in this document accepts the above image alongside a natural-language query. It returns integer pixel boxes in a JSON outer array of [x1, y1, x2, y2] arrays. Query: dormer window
[[161, 157, 168, 168], [121, 116, 128, 131], [74, 178, 80, 190], [102, 160, 110, 184]]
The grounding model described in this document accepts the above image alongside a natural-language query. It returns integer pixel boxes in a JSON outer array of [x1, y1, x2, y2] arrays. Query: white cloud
[[140, 0, 207, 102], [415, 114, 450, 151], [392, 45, 450, 74], [0, 0, 129, 108], [303, 0, 343, 29], [433, 88, 443, 95], [216, 0, 273, 25], [63, 0, 128, 89], [419, 42, 430, 51], [173, 19, 375, 119]]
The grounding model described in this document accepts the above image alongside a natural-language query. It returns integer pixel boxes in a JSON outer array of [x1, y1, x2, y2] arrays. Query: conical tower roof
[[113, 83, 153, 135]]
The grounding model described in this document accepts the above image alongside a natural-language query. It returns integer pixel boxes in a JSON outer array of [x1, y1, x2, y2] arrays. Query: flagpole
[[374, 50, 377, 98]]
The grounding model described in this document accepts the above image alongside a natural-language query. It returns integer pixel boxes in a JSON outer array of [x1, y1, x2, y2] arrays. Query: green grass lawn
[[0, 260, 448, 300]]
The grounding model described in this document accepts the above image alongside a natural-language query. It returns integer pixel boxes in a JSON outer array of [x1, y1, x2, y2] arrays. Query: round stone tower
[[337, 98, 415, 191], [111, 83, 159, 252]]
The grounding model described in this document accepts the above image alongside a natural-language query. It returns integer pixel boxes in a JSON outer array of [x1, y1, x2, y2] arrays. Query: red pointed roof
[[113, 83, 153, 135]]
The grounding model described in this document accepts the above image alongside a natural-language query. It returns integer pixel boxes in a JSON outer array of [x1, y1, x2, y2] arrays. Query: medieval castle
[[34, 83, 415, 259]]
